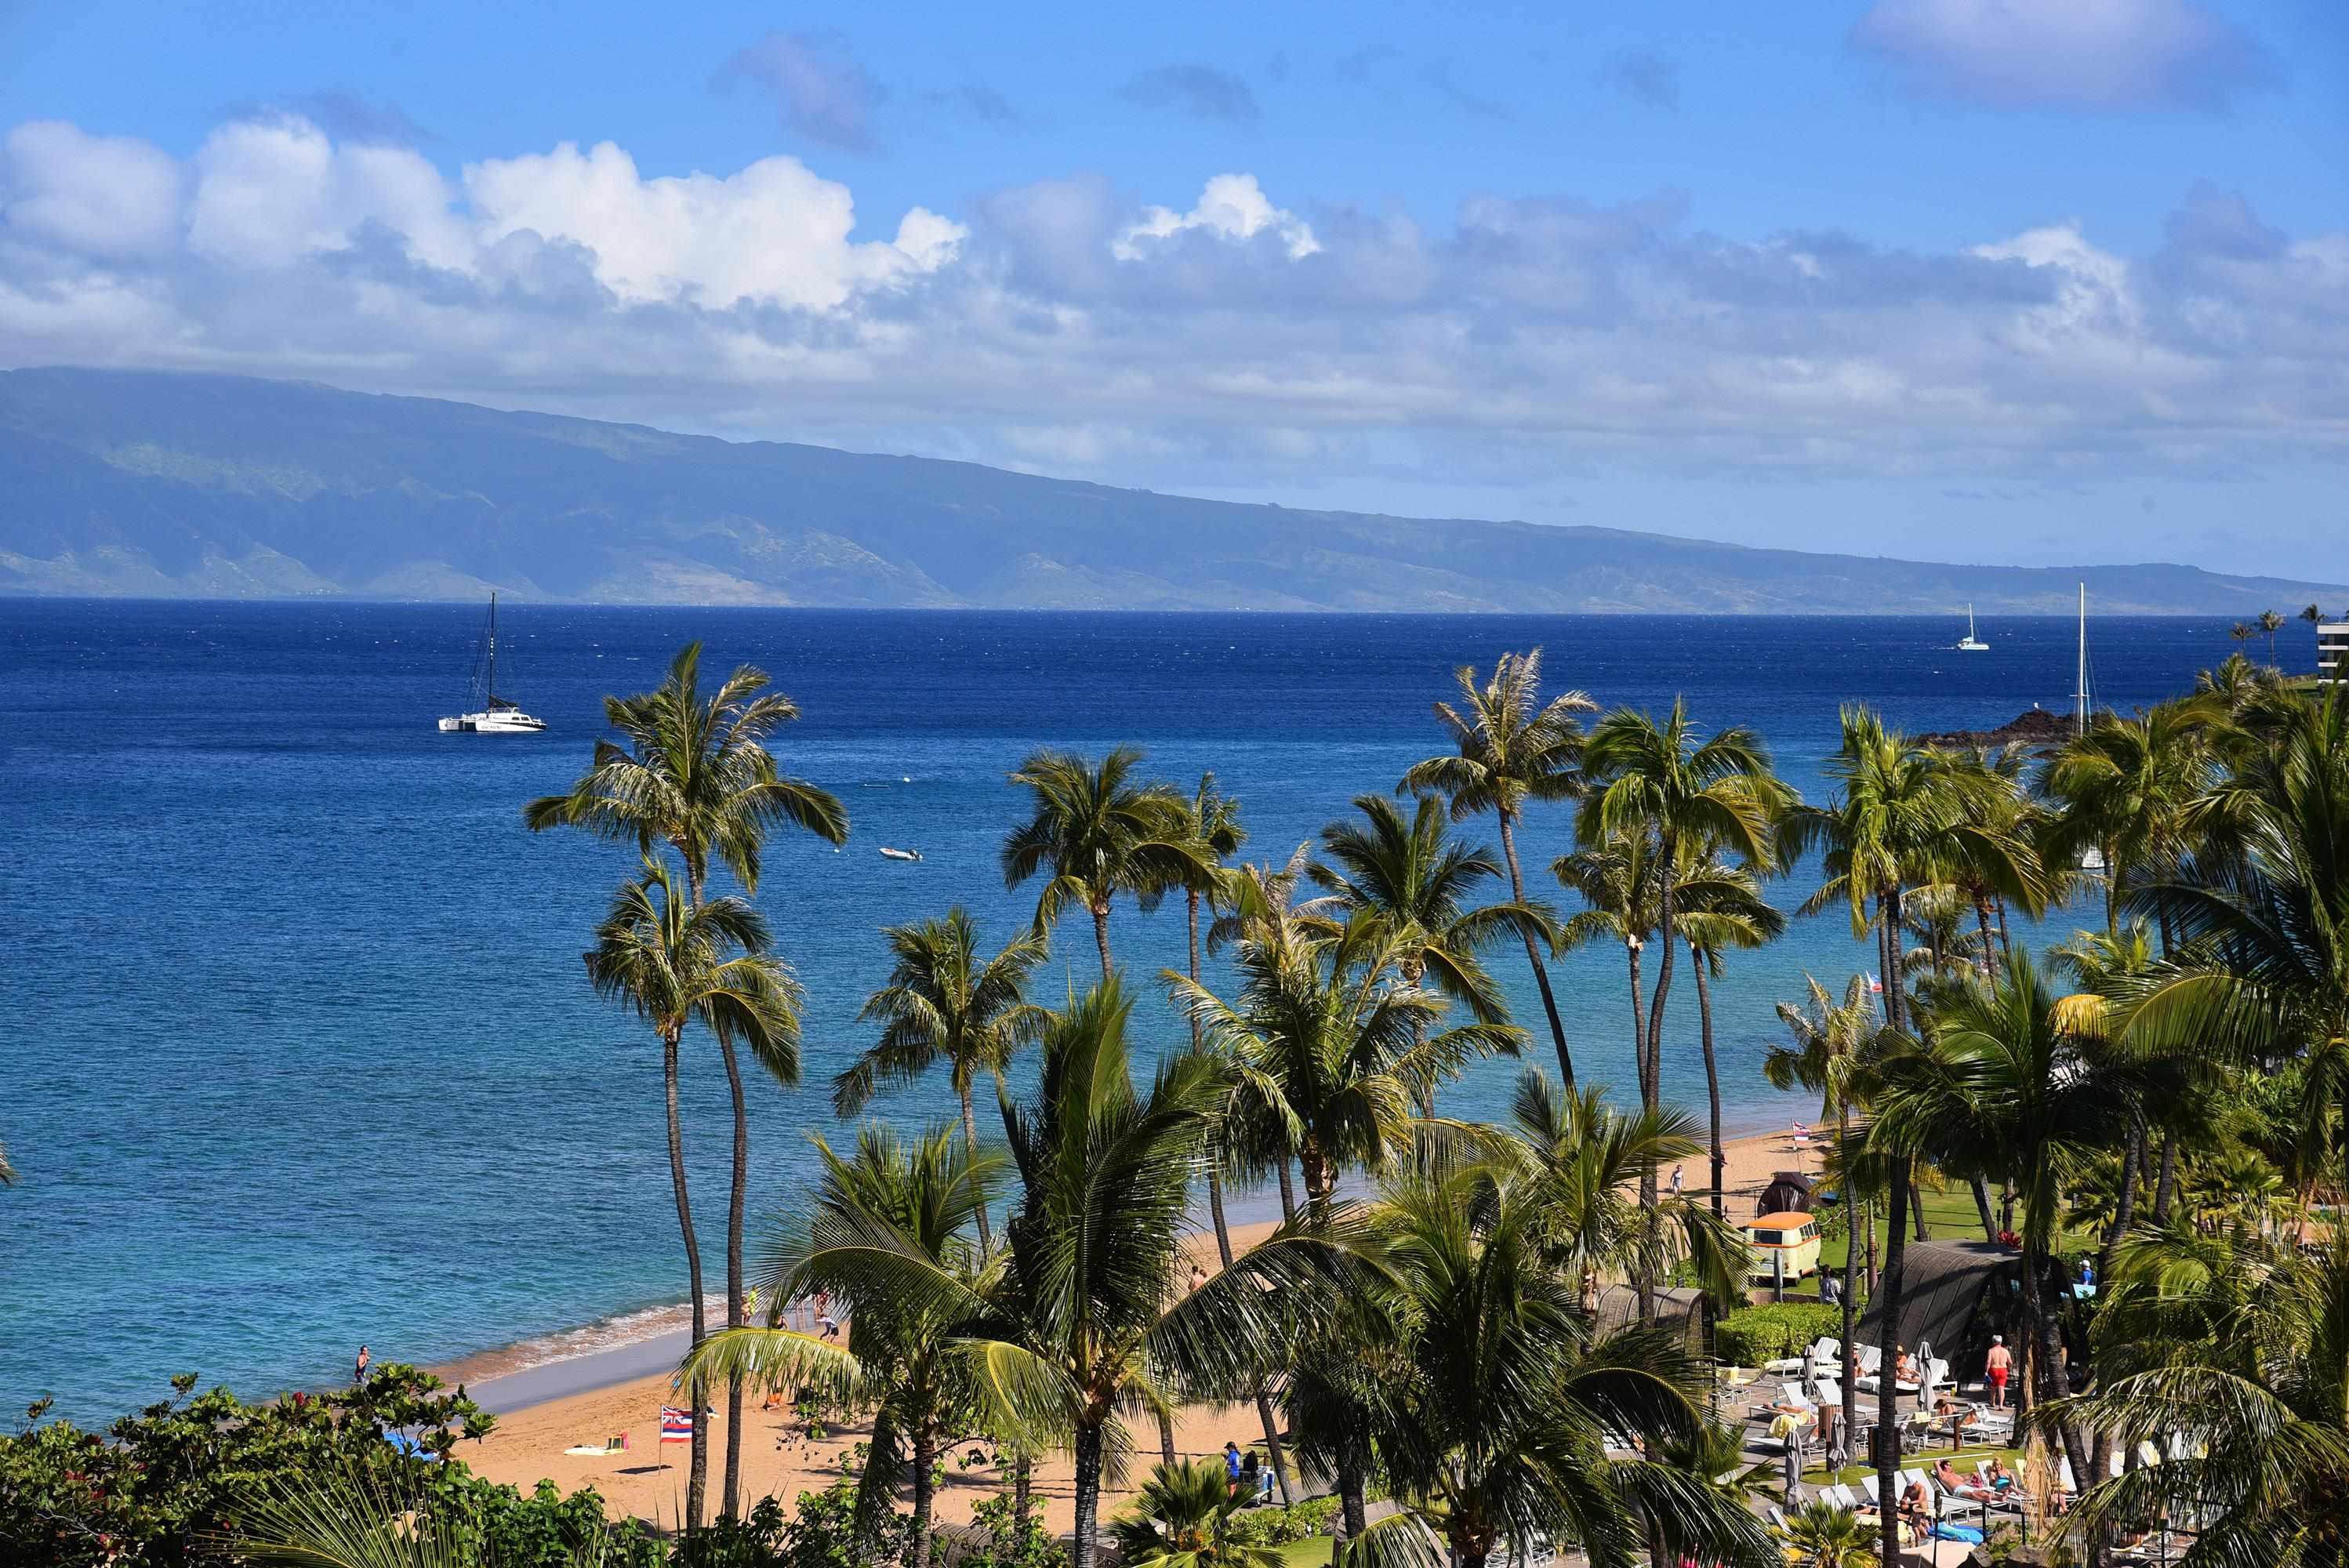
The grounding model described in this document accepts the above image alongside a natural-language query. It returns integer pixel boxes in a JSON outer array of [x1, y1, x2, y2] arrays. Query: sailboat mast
[[2075, 582, 2087, 735], [486, 592, 498, 702]]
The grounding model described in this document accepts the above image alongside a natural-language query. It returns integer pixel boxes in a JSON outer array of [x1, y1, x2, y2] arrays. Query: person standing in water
[[354, 1345, 370, 1385]]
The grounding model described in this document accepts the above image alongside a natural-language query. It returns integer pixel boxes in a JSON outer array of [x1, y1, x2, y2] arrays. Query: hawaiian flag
[[660, 1406, 694, 1445]]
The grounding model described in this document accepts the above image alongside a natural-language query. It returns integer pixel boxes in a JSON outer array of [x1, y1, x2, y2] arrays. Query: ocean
[[0, 601, 2251, 1421]]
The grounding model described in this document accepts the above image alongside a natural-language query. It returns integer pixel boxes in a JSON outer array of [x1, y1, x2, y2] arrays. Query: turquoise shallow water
[[0, 603, 2242, 1421]]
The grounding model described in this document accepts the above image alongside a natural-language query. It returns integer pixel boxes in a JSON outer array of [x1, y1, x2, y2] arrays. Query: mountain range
[[2, 368, 2339, 614]]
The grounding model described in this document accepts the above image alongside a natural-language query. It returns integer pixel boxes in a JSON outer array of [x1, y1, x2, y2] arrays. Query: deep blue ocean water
[[0, 602, 2250, 1421]]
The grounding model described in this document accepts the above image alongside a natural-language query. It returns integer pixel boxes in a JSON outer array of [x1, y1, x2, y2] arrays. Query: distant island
[[3, 368, 2343, 614], [1915, 708, 2079, 749]]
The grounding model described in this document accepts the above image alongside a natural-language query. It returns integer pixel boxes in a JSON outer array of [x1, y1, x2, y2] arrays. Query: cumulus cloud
[[1113, 174, 1320, 261], [1116, 64, 1260, 125], [2, 112, 2344, 504], [716, 31, 885, 151], [1853, 0, 2278, 112]]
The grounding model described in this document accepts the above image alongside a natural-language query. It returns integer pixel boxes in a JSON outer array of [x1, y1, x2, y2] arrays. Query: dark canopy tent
[[1853, 1240, 2070, 1387], [1756, 1171, 1814, 1216]]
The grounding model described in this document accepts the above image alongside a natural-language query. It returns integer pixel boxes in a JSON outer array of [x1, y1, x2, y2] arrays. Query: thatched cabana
[[1594, 1284, 1712, 1354]]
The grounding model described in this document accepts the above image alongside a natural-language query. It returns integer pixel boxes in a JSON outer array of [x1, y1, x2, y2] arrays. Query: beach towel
[[1932, 1524, 1984, 1544], [661, 1406, 694, 1445]]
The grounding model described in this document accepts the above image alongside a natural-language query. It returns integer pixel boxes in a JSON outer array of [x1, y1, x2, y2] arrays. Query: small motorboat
[[879, 846, 922, 862]]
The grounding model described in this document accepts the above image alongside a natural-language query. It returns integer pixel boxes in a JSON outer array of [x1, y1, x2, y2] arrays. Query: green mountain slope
[[1, 368, 2337, 613]]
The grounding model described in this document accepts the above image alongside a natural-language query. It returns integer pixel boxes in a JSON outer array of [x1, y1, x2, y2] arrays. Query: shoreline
[[440, 1119, 1819, 1426]]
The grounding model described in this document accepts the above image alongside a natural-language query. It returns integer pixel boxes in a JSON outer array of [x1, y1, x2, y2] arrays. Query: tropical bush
[[0, 1367, 663, 1568], [1218, 1496, 1340, 1547], [1715, 1302, 1845, 1367]]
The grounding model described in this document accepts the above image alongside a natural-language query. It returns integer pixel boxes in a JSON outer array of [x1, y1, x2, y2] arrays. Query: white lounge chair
[[1766, 1335, 1841, 1375]]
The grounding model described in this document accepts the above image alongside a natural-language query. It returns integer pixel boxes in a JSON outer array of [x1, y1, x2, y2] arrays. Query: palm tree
[[1771, 1500, 1878, 1568], [1351, 1161, 1774, 1568], [848, 978, 1350, 1568], [2231, 621, 2256, 661], [1788, 707, 1968, 1047], [1108, 1459, 1283, 1567], [1171, 903, 1523, 1221], [2048, 1220, 2349, 1568], [1579, 699, 1785, 1136], [527, 642, 846, 1519], [1493, 1072, 1752, 1309], [1399, 648, 1596, 1084], [2041, 698, 2213, 936], [583, 858, 801, 1530], [1001, 746, 1206, 975], [1316, 792, 1554, 1111], [1553, 825, 1665, 1112], [1926, 744, 2050, 978], [2304, 602, 2327, 665], [2119, 692, 2349, 1190], [1677, 846, 1788, 1214], [1882, 957, 2158, 1453], [1766, 973, 1893, 1453], [679, 1123, 997, 1568], [1165, 777, 1296, 1503], [2260, 608, 2286, 666], [832, 909, 1049, 1254]]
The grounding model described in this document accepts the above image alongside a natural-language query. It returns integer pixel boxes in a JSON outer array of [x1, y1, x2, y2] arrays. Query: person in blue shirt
[[1224, 1441, 1242, 1497]]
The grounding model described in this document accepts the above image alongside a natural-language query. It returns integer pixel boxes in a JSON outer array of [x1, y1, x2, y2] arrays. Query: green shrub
[[1223, 1494, 1341, 1546], [1715, 1303, 1846, 1367]]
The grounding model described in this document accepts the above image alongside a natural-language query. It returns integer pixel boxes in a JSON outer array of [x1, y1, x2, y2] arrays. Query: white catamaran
[[1957, 604, 1988, 652], [437, 593, 546, 734]]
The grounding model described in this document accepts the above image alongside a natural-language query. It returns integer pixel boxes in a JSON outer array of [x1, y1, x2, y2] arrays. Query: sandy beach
[[450, 1123, 1820, 1532]]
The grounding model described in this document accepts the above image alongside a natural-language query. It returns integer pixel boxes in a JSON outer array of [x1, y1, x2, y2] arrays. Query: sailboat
[[437, 593, 546, 734], [1957, 604, 1988, 652], [2075, 583, 2105, 872]]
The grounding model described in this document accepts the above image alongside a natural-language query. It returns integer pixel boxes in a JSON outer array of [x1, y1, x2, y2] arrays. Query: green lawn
[[1270, 1538, 1336, 1566]]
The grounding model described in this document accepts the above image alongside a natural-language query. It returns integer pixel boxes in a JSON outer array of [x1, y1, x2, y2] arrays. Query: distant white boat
[[879, 846, 923, 862], [437, 593, 546, 734], [1957, 604, 1988, 652]]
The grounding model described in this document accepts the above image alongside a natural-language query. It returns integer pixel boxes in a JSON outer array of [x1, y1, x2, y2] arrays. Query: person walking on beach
[[1670, 1164, 1683, 1198], [1985, 1334, 2012, 1409], [354, 1344, 369, 1385], [1189, 1261, 1209, 1294]]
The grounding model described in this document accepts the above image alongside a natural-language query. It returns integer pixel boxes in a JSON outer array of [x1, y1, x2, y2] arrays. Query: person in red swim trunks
[[1984, 1334, 2012, 1408]]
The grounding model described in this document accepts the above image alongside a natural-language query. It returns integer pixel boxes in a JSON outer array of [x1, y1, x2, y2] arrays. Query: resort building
[[2322, 622, 2349, 685]]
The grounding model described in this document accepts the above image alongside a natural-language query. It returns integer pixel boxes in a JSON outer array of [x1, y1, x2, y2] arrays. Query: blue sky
[[2, 0, 2344, 574]]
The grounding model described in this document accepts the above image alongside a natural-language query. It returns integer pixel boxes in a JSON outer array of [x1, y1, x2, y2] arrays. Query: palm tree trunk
[[1091, 904, 1113, 978], [1995, 897, 2015, 966], [663, 1026, 709, 1532], [1625, 941, 1648, 1102], [1881, 884, 1908, 1033], [1157, 1409, 1178, 1470], [910, 1428, 937, 1568], [2095, 1120, 2140, 1290], [960, 1083, 993, 1254], [1974, 897, 2000, 980], [1637, 869, 1676, 1323], [1690, 942, 1726, 1220], [2021, 1242, 2090, 1485], [1195, 889, 1295, 1503], [1971, 1176, 1997, 1242], [1875, 1157, 1912, 1568], [1839, 1108, 1861, 1466], [1337, 1439, 1369, 1541], [1012, 1454, 1033, 1536], [1864, 1196, 1879, 1294], [1071, 1421, 1105, 1568], [717, 1035, 750, 1519], [2152, 1130, 2177, 1222], [1498, 808, 1574, 1086], [1276, 1160, 1298, 1223], [1910, 1181, 1931, 1241]]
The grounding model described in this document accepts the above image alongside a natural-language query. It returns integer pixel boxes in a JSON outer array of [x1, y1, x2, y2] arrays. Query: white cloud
[[1114, 174, 1320, 260], [1853, 0, 2277, 111], [1, 112, 2344, 509], [463, 141, 960, 309], [2, 121, 181, 260]]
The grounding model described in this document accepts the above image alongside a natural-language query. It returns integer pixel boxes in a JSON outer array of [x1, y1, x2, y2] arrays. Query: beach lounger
[[1811, 1377, 1842, 1410], [1766, 1336, 1840, 1375], [1974, 1461, 2029, 1513]]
